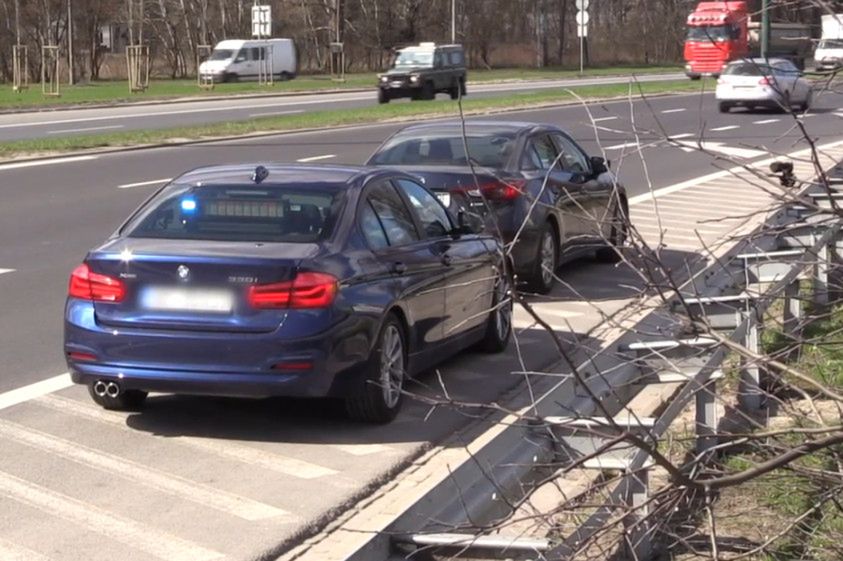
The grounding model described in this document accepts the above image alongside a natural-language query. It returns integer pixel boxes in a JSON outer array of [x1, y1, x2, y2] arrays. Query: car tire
[[718, 102, 731, 113], [459, 78, 467, 97], [595, 201, 628, 264], [87, 382, 147, 411], [478, 270, 512, 353], [526, 221, 558, 295], [279, 71, 292, 81], [689, 74, 702, 81], [449, 82, 460, 100], [378, 89, 390, 104], [421, 81, 435, 100], [345, 314, 407, 423]]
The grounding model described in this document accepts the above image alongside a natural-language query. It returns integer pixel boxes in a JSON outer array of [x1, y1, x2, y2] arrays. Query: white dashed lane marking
[[297, 154, 336, 163], [710, 125, 740, 132], [753, 118, 780, 124], [592, 116, 618, 122], [118, 178, 171, 189], [0, 269, 14, 275], [0, 374, 72, 412], [0, 419, 290, 521], [0, 472, 223, 561], [661, 108, 687, 114]]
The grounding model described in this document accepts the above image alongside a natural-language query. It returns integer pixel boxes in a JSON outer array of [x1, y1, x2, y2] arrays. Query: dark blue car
[[64, 164, 512, 423]]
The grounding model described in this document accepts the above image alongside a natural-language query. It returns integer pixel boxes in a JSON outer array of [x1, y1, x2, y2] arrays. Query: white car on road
[[716, 58, 812, 113]]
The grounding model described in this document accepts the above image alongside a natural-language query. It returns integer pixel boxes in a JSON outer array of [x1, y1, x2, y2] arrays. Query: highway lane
[[0, 90, 841, 559], [0, 73, 686, 142], [2, 90, 843, 393]]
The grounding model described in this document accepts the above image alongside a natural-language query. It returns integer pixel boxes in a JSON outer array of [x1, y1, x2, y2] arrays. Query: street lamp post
[[67, 0, 74, 85], [761, 0, 770, 59], [451, 0, 455, 43]]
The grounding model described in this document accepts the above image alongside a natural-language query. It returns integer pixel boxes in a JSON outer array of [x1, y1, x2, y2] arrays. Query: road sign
[[575, 0, 590, 10], [575, 10, 590, 26], [252, 5, 271, 38], [577, 25, 589, 38]]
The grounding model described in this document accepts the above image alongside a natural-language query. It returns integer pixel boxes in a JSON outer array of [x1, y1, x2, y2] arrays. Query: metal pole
[[14, 0, 20, 46], [761, 0, 770, 59], [579, 24, 584, 74], [451, 0, 456, 43], [67, 0, 74, 85]]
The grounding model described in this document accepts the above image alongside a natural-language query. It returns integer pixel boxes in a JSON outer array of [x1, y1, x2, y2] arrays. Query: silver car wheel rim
[[540, 231, 556, 286], [380, 325, 404, 409], [495, 276, 512, 341]]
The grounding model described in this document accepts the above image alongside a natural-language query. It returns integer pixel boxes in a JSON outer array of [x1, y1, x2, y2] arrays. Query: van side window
[[449, 51, 464, 66]]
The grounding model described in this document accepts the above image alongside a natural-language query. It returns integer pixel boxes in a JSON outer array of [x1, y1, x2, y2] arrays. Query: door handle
[[441, 254, 452, 266], [391, 262, 407, 275]]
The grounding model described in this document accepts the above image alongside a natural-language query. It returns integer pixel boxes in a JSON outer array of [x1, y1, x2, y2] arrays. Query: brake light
[[759, 77, 771, 86], [68, 264, 125, 303], [477, 179, 527, 201], [248, 272, 338, 309], [67, 351, 97, 362]]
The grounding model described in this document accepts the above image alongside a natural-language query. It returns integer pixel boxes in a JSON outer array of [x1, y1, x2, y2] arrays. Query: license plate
[[390, 81, 404, 87], [141, 287, 234, 313]]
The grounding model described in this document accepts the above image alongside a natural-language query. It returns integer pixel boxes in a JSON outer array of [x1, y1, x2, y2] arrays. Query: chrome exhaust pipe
[[93, 380, 108, 397], [105, 381, 120, 398]]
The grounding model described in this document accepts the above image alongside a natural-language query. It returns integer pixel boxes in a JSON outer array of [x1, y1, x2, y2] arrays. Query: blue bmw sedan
[[64, 164, 512, 423]]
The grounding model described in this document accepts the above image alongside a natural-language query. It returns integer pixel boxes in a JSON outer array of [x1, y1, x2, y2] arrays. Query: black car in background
[[367, 122, 628, 294], [64, 164, 512, 423], [377, 43, 467, 103]]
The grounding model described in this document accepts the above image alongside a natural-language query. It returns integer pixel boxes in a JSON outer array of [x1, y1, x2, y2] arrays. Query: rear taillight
[[67, 351, 97, 362], [68, 264, 125, 303], [759, 77, 771, 86], [248, 272, 338, 309], [476, 179, 527, 202]]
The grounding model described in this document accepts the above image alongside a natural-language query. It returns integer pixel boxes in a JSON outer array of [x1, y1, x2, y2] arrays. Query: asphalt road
[[0, 73, 687, 142], [0, 88, 841, 560]]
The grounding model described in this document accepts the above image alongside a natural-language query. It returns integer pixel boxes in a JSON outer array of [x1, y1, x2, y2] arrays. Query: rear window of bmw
[[124, 184, 344, 243]]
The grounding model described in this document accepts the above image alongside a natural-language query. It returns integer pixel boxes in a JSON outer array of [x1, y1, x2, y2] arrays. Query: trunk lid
[[87, 238, 320, 333]]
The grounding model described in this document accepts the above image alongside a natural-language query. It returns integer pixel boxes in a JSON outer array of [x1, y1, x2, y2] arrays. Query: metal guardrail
[[338, 161, 843, 561]]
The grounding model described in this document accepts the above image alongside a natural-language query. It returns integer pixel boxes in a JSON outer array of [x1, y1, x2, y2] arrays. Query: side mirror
[[234, 56, 246, 63], [590, 156, 610, 175], [455, 209, 483, 235]]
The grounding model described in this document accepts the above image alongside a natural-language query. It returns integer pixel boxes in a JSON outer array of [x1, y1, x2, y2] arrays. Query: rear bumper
[[64, 300, 372, 399], [716, 87, 784, 105], [68, 363, 335, 398]]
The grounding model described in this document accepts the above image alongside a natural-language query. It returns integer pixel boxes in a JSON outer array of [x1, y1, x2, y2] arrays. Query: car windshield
[[370, 133, 517, 168], [209, 49, 234, 61], [124, 184, 343, 243], [392, 50, 434, 68], [818, 39, 843, 49], [723, 62, 773, 76], [687, 25, 737, 42]]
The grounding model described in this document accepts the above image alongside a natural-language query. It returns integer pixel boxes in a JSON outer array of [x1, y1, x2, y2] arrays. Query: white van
[[199, 39, 297, 82], [815, 14, 843, 71]]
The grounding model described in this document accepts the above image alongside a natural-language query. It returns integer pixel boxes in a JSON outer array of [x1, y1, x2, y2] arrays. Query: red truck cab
[[684, 1, 749, 79]]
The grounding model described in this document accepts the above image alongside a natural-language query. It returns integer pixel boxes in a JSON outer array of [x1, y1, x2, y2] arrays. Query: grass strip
[[0, 78, 708, 160], [0, 65, 681, 110]]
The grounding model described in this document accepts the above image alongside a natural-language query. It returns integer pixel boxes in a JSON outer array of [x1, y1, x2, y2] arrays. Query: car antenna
[[252, 165, 269, 184]]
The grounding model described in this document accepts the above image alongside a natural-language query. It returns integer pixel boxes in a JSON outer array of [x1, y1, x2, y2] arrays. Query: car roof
[[728, 57, 792, 65], [172, 163, 389, 189], [392, 120, 547, 136]]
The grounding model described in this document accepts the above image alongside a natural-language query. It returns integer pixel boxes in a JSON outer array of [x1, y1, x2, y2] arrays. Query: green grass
[[0, 78, 703, 160], [0, 65, 681, 110]]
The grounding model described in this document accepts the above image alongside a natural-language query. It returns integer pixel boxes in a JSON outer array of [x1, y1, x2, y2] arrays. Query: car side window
[[359, 201, 389, 250], [552, 134, 590, 174], [522, 134, 558, 171], [395, 179, 453, 239], [367, 182, 420, 247]]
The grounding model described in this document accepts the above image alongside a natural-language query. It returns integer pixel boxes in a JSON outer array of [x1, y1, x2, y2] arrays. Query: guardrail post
[[695, 377, 719, 455], [782, 281, 802, 336], [738, 319, 763, 411], [813, 242, 830, 307], [622, 468, 653, 561]]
